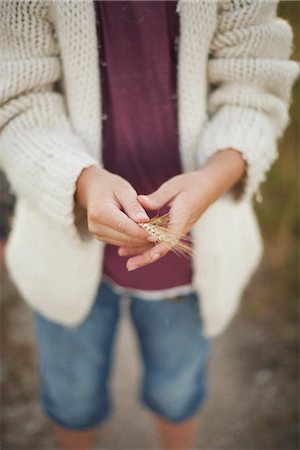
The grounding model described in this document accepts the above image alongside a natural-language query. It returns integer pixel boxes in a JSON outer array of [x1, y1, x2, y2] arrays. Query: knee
[[141, 378, 207, 422]]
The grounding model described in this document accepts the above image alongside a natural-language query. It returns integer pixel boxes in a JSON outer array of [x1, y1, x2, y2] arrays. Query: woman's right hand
[[75, 166, 151, 247]]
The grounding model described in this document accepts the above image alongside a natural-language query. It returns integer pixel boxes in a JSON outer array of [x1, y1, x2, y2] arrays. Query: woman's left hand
[[119, 148, 247, 271], [118, 170, 216, 271]]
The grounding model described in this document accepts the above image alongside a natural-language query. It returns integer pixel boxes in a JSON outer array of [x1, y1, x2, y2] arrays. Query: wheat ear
[[138, 213, 193, 257]]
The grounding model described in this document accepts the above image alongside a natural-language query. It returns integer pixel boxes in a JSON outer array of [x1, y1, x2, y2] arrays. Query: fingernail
[[147, 236, 156, 243], [136, 211, 148, 220], [128, 265, 138, 272], [151, 253, 160, 261], [118, 249, 126, 256]]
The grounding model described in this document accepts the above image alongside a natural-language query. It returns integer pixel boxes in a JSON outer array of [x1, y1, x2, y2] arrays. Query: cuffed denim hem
[[140, 388, 208, 423], [39, 395, 112, 431]]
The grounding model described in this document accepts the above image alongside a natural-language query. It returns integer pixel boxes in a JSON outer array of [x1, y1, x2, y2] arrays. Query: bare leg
[[53, 424, 97, 450], [153, 414, 199, 450]]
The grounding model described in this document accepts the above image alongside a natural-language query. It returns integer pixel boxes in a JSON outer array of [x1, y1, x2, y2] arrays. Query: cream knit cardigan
[[0, 0, 299, 337]]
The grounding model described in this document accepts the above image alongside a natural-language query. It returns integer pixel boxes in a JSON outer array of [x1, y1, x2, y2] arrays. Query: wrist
[[200, 148, 247, 199], [75, 165, 102, 209]]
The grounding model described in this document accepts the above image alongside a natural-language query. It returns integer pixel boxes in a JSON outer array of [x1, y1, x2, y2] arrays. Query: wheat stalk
[[138, 213, 193, 257]]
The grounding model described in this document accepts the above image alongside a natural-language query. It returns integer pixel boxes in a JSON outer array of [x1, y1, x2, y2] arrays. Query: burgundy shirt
[[94, 0, 193, 291]]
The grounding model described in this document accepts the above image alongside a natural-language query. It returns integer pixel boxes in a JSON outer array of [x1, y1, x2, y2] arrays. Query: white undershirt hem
[[102, 274, 194, 301]]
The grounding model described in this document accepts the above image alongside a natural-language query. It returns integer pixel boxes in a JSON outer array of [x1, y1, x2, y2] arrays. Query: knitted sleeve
[[0, 1, 99, 240], [197, 0, 299, 202]]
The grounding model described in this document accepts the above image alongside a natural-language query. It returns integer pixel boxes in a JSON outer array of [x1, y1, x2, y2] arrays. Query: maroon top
[[94, 0, 193, 290]]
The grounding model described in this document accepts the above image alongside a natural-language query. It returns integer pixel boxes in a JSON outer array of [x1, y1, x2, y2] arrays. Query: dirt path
[[1, 265, 298, 450]]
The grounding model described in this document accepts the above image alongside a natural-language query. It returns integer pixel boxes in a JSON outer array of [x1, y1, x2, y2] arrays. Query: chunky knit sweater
[[0, 0, 299, 337]]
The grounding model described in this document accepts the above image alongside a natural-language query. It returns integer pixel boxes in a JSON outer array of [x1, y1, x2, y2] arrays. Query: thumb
[[138, 183, 178, 211], [167, 195, 188, 238]]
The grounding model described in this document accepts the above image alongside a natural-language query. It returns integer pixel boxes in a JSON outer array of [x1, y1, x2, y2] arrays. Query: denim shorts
[[34, 280, 212, 431]]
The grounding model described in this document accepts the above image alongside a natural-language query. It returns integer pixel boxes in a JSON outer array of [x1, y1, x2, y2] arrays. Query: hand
[[75, 166, 150, 246], [121, 148, 246, 270], [121, 170, 215, 270]]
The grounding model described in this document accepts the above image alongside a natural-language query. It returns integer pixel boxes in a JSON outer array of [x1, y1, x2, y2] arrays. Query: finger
[[138, 181, 179, 211], [116, 186, 150, 223], [94, 225, 148, 246], [166, 195, 190, 237], [126, 242, 170, 271], [118, 243, 153, 257], [90, 202, 149, 241], [94, 236, 143, 247]]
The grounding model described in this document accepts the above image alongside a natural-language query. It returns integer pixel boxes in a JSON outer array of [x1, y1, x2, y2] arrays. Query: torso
[[94, 0, 193, 292]]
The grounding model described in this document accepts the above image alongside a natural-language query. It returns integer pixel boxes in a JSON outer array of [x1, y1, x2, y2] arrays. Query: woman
[[1, 0, 299, 448]]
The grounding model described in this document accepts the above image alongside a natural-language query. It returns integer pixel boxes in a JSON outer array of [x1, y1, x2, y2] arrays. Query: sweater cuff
[[2, 122, 100, 242], [197, 105, 280, 203], [30, 127, 99, 241]]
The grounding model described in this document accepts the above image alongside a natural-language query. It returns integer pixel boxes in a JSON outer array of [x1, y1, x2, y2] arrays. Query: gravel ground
[[1, 261, 298, 450]]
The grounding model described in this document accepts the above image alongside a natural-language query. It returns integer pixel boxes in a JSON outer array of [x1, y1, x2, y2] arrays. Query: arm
[[121, 149, 246, 270], [0, 0, 99, 240], [1, 1, 150, 246], [121, 0, 300, 269], [197, 0, 300, 202]]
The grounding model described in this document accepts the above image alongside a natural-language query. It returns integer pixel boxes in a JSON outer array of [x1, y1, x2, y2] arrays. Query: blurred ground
[[1, 1, 299, 449]]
